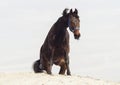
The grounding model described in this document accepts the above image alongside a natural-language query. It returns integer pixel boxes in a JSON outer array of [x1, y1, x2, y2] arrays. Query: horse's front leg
[[65, 54, 71, 75], [59, 64, 66, 75]]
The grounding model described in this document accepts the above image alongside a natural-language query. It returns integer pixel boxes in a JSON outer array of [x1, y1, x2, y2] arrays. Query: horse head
[[62, 8, 81, 40]]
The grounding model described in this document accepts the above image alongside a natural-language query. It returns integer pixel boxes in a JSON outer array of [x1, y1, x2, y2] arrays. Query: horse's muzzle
[[74, 33, 80, 39], [74, 30, 81, 40]]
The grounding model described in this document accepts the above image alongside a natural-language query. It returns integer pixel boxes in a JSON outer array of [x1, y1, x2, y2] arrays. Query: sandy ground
[[0, 72, 119, 85]]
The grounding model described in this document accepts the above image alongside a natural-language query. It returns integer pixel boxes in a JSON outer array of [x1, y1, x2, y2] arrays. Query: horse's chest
[[53, 47, 68, 64], [53, 56, 65, 66], [54, 47, 65, 56]]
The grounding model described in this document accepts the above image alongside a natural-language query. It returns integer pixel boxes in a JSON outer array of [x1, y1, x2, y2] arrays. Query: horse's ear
[[70, 9, 73, 14], [62, 8, 69, 16], [74, 8, 78, 14]]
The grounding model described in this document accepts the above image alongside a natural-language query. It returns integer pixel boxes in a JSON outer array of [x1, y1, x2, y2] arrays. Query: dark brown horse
[[33, 8, 80, 75]]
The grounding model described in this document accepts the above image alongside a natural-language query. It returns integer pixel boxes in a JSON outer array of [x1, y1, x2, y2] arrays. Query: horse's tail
[[33, 59, 42, 73]]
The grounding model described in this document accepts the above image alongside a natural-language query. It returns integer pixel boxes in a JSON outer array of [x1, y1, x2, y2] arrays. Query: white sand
[[0, 72, 119, 85]]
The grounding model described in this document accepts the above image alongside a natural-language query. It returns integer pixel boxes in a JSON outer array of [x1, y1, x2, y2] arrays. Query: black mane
[[44, 15, 69, 46], [53, 16, 69, 45]]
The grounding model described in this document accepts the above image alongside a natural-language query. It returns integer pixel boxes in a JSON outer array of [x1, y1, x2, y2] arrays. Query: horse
[[33, 8, 80, 75]]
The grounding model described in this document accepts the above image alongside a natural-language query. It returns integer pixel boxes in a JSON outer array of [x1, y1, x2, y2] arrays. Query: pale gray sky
[[0, 0, 120, 82]]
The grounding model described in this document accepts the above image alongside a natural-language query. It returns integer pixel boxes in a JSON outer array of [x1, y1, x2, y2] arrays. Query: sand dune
[[0, 72, 119, 85]]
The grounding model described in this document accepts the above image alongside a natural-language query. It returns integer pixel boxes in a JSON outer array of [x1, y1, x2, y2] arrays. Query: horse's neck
[[55, 18, 68, 37], [56, 17, 68, 28], [54, 23, 69, 46], [44, 17, 69, 45], [49, 17, 68, 36]]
